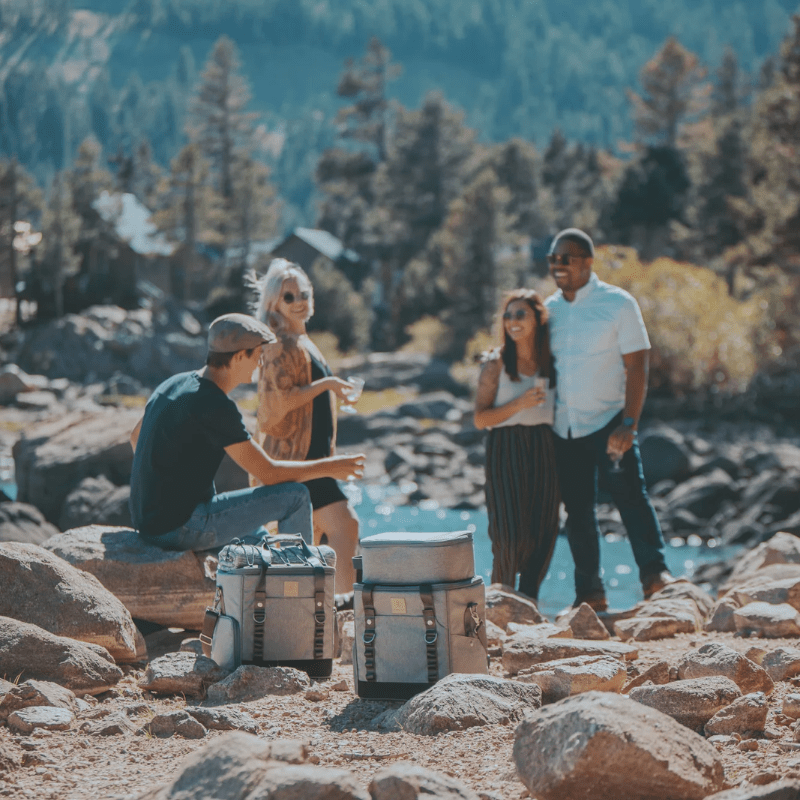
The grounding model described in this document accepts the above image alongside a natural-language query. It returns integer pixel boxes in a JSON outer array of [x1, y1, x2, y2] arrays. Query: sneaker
[[573, 593, 608, 613], [641, 571, 676, 600]]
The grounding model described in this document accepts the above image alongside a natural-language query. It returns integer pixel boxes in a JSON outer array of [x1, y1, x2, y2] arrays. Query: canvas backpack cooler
[[202, 535, 336, 677], [353, 530, 489, 699]]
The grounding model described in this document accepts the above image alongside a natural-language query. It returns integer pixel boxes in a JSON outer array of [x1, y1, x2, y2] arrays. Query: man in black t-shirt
[[129, 313, 365, 551]]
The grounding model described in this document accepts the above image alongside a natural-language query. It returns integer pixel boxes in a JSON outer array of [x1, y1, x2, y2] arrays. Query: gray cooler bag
[[353, 531, 489, 699], [203, 535, 336, 678]]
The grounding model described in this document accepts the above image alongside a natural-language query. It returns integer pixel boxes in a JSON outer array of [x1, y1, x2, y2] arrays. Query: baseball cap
[[207, 313, 276, 353]]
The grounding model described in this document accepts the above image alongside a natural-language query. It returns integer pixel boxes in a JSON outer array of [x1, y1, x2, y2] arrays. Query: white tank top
[[491, 369, 555, 428]]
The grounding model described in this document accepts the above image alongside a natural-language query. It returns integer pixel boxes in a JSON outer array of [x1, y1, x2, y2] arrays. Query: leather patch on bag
[[390, 597, 407, 614], [283, 581, 299, 597]]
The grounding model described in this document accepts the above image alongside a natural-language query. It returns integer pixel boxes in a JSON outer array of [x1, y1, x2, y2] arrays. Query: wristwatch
[[622, 416, 637, 428]]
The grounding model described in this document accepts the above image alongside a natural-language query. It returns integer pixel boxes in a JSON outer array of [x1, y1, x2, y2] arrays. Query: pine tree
[[189, 36, 257, 202], [628, 37, 710, 148], [152, 143, 224, 300], [0, 159, 42, 325], [37, 173, 81, 319]]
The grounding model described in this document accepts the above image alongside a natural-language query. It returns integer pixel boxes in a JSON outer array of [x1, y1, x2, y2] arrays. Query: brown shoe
[[642, 571, 676, 600], [573, 593, 608, 613]]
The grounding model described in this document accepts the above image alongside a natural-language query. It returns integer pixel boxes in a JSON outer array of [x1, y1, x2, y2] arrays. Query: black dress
[[303, 352, 347, 510]]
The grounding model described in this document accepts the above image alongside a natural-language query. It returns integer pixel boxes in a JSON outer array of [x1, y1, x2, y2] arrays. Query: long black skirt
[[484, 424, 560, 600]]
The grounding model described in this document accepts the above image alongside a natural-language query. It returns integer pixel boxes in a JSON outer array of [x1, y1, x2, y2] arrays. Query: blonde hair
[[248, 258, 315, 326]]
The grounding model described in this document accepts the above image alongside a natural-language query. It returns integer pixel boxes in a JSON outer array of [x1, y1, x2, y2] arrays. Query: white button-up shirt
[[545, 273, 650, 439]]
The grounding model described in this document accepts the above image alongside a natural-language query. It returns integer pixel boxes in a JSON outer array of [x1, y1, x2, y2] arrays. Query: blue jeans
[[553, 413, 668, 599], [151, 482, 313, 552]]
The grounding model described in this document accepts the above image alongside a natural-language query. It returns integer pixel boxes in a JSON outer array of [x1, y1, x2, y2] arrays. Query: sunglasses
[[547, 253, 589, 266], [503, 309, 528, 321], [283, 290, 310, 304]]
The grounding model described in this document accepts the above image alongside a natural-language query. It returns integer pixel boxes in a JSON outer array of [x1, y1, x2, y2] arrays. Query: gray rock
[[502, 638, 637, 676], [703, 779, 800, 799], [734, 602, 800, 638], [734, 576, 800, 612], [136, 731, 365, 800], [516, 656, 626, 703], [615, 614, 697, 641], [721, 532, 800, 594], [0, 541, 142, 663], [704, 692, 768, 736], [639, 428, 691, 486], [206, 665, 311, 705], [0, 363, 35, 402], [58, 475, 132, 531], [392, 673, 541, 735], [397, 392, 470, 421], [7, 706, 74, 734], [762, 647, 800, 682], [506, 622, 573, 639], [782, 693, 800, 719], [138, 652, 230, 700], [12, 409, 140, 524], [44, 525, 216, 629], [622, 661, 672, 694], [185, 706, 259, 734], [0, 616, 123, 695], [649, 580, 715, 617], [140, 710, 207, 739], [339, 618, 355, 665], [0, 502, 60, 545], [705, 598, 740, 633], [179, 638, 204, 656], [484, 584, 544, 629], [82, 712, 136, 736], [628, 676, 742, 732], [513, 691, 724, 800], [369, 763, 480, 800], [556, 603, 609, 641], [663, 469, 737, 519], [0, 680, 77, 722], [678, 642, 774, 695]]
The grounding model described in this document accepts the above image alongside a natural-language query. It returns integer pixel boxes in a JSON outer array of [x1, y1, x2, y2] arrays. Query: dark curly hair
[[498, 289, 555, 386]]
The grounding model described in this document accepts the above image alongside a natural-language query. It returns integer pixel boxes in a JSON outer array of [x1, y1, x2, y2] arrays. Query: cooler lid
[[360, 530, 473, 548]]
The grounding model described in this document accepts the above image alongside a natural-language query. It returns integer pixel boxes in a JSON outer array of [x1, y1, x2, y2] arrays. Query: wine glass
[[339, 376, 365, 415]]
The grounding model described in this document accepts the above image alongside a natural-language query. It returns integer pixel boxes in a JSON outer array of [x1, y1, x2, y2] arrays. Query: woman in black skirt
[[474, 289, 560, 601], [249, 258, 360, 592]]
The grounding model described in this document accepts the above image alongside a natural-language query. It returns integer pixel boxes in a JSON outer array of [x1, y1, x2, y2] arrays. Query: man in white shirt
[[545, 228, 672, 611]]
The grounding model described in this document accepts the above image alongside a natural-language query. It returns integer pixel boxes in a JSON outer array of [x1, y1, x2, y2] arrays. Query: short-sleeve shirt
[[129, 371, 250, 537], [545, 273, 650, 439]]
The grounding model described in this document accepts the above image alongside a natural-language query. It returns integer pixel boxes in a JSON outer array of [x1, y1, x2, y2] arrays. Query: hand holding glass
[[339, 377, 365, 415]]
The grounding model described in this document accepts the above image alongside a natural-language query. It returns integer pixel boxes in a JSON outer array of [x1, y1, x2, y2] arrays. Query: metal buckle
[[362, 631, 376, 644], [198, 633, 212, 646], [314, 612, 326, 624], [425, 630, 438, 644]]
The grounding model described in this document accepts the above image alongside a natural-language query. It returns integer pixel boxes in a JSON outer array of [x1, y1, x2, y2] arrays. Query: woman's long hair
[[247, 258, 315, 330], [498, 289, 554, 385]]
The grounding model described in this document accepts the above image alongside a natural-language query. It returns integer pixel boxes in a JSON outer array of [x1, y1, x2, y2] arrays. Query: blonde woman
[[250, 258, 360, 593]]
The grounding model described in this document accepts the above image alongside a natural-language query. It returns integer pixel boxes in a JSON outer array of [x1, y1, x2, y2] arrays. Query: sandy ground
[[3, 629, 800, 800]]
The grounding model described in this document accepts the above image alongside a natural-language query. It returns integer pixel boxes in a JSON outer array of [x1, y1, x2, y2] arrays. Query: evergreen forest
[[2, 0, 800, 406]]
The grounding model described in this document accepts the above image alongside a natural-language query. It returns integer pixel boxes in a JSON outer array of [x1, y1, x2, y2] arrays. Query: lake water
[[2, 478, 730, 619]]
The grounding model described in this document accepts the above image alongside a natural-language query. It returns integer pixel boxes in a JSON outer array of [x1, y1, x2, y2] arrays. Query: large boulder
[[662, 469, 738, 520], [0, 541, 143, 662], [704, 780, 800, 800], [0, 680, 78, 722], [513, 691, 724, 800], [627, 676, 742, 732], [0, 616, 123, 695], [44, 525, 216, 629], [391, 673, 541, 735], [206, 666, 311, 705], [734, 602, 800, 638], [12, 409, 140, 524], [137, 731, 368, 800], [677, 642, 774, 695], [484, 584, 544, 629], [138, 652, 230, 699], [704, 692, 768, 736], [639, 428, 692, 486], [0, 502, 60, 545], [721, 532, 800, 594]]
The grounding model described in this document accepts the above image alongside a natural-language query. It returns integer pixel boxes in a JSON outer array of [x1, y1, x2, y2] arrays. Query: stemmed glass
[[339, 377, 365, 415]]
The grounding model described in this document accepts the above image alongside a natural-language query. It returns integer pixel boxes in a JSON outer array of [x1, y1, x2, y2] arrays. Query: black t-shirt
[[305, 353, 334, 460], [129, 371, 250, 537]]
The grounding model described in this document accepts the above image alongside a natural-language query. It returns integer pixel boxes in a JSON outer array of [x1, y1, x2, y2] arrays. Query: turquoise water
[[345, 483, 731, 619]]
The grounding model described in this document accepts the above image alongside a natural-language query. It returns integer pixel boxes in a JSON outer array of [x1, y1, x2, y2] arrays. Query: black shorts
[[303, 477, 347, 511]]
